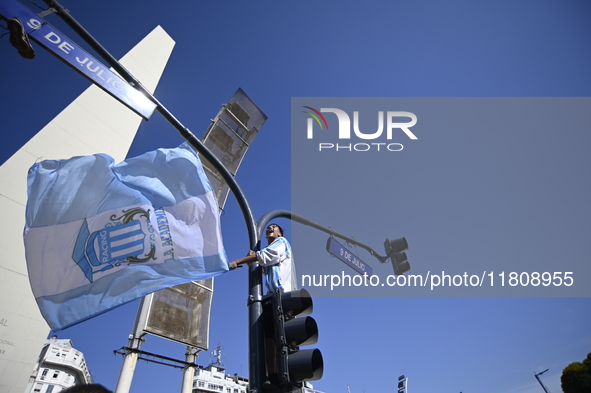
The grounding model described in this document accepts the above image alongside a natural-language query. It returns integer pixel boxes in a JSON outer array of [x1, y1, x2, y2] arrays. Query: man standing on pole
[[230, 223, 297, 389], [229, 223, 296, 292]]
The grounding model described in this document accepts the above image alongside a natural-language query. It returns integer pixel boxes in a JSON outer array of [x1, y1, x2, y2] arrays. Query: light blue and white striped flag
[[24, 142, 228, 330]]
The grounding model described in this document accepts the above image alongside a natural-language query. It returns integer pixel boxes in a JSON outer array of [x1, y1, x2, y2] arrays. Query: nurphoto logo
[[302, 106, 418, 152]]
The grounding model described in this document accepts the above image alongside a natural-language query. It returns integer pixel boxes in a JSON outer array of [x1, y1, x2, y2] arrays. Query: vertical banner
[[139, 88, 267, 349], [140, 279, 214, 350]]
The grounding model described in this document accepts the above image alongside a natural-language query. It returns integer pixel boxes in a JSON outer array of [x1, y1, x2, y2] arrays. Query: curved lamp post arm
[[257, 210, 389, 264], [43, 0, 260, 249]]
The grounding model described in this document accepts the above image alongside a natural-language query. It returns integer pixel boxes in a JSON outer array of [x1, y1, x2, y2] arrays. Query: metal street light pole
[[41, 0, 258, 249], [254, 210, 410, 392], [534, 369, 550, 393]]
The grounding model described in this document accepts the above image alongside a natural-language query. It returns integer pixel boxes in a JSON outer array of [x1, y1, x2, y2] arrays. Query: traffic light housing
[[398, 375, 407, 393], [263, 288, 323, 389], [384, 237, 410, 275]]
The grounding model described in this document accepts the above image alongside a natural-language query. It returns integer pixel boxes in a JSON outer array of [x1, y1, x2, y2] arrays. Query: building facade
[[25, 338, 92, 393], [190, 361, 323, 393], [192, 364, 248, 393]]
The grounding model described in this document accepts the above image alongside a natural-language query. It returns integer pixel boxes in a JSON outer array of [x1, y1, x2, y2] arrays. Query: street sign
[[0, 0, 157, 119], [326, 237, 373, 276]]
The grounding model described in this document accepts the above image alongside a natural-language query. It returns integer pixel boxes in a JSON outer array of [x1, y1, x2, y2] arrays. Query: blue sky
[[2, 1, 591, 392]]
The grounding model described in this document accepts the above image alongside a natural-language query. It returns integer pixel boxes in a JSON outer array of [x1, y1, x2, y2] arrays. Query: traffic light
[[398, 375, 407, 393], [384, 237, 410, 275], [263, 288, 323, 389]]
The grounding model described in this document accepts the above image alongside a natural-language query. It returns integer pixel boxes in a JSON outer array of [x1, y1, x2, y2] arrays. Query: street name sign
[[0, 0, 157, 119], [326, 237, 373, 276]]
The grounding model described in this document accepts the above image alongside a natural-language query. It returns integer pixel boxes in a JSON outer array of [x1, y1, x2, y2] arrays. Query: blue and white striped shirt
[[257, 237, 297, 293]]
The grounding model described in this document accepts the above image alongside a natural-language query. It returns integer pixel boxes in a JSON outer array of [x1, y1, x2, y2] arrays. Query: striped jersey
[[257, 236, 297, 293]]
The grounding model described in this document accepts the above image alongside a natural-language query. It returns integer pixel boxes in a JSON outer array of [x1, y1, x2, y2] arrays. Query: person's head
[[61, 384, 112, 393], [265, 223, 283, 243]]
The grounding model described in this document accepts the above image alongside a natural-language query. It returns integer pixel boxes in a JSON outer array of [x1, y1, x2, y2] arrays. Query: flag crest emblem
[[72, 207, 156, 283]]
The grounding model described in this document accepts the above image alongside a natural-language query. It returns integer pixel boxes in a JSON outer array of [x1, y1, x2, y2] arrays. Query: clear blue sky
[[2, 1, 591, 393]]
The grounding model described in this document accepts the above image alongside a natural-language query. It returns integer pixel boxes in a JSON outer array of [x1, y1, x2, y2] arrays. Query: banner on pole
[[140, 279, 214, 350], [139, 88, 267, 349]]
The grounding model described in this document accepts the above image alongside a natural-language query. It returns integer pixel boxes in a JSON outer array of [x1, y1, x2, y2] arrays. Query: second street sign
[[326, 237, 373, 276]]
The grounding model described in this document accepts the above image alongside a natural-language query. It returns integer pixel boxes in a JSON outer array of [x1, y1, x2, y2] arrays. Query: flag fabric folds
[[24, 142, 228, 330]]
